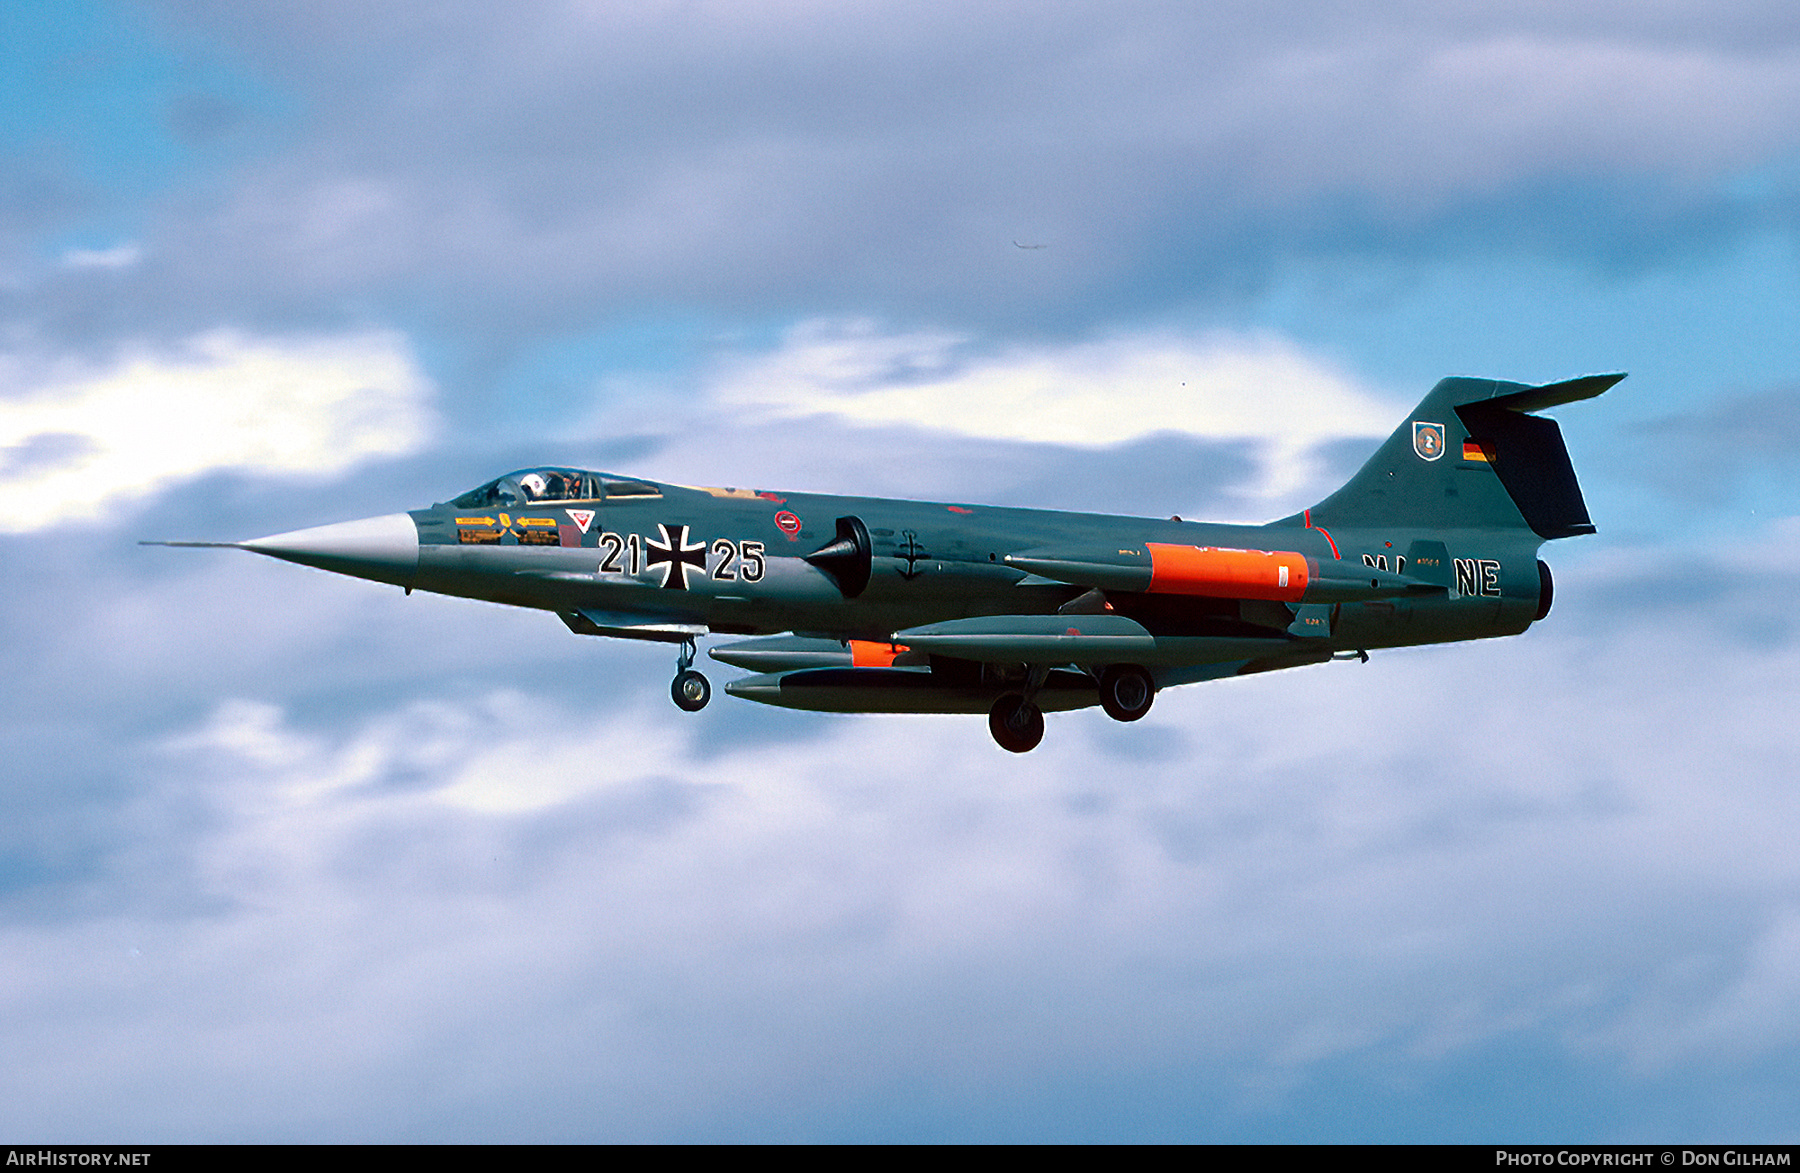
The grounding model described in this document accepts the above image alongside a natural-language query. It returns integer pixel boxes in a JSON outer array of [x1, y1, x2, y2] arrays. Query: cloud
[[612, 321, 1397, 509], [0, 329, 435, 532], [3, 414, 1797, 1140], [5, 526, 1800, 1139], [711, 321, 1395, 447], [1624, 382, 1800, 504], [60, 243, 143, 270], [21, 2, 1800, 348], [1209, 32, 1800, 206], [4, 0, 1797, 1142]]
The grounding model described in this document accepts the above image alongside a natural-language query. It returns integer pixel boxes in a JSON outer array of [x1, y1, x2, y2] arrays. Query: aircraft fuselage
[[402, 484, 1544, 660]]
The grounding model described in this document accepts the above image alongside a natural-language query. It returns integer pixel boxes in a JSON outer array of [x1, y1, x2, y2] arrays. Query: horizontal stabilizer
[[1480, 372, 1625, 414]]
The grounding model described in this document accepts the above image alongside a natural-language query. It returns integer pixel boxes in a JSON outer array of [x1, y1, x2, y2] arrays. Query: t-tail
[[1294, 372, 1625, 539]]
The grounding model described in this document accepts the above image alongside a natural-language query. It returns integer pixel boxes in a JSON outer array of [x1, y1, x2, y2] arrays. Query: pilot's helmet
[[518, 472, 548, 499]]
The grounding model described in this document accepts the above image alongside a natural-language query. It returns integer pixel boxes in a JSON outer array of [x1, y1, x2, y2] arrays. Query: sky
[[3, 0, 1800, 1143]]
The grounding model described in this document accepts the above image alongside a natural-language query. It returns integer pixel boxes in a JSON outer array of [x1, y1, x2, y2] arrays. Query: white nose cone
[[240, 512, 420, 588]]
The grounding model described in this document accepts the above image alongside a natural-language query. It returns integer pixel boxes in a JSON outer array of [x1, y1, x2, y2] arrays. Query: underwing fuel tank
[[1004, 544, 1442, 603], [894, 613, 1155, 661], [724, 667, 1101, 715], [709, 636, 924, 672], [892, 614, 1293, 667]]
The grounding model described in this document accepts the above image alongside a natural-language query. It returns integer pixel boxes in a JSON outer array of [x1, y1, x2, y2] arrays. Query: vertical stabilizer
[[1296, 373, 1622, 539]]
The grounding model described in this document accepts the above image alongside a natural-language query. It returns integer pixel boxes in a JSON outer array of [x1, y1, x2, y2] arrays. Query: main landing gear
[[671, 637, 710, 712], [988, 664, 1050, 753], [1096, 663, 1155, 722], [985, 663, 1159, 752], [989, 692, 1045, 753]]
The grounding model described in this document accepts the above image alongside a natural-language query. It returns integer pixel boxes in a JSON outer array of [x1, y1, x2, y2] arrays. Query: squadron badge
[[1412, 421, 1446, 462]]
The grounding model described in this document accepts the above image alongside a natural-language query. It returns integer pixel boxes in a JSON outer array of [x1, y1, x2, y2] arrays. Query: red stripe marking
[[1304, 511, 1341, 559]]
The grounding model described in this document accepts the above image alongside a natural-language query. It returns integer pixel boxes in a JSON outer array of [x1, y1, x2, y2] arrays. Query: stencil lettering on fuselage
[[1362, 553, 1406, 575], [1453, 557, 1502, 598]]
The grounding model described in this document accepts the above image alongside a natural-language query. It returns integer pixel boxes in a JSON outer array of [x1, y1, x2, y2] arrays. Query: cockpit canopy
[[450, 468, 661, 509]]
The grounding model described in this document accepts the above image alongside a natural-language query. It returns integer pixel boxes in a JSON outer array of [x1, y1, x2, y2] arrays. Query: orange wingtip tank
[[1144, 544, 1310, 601]]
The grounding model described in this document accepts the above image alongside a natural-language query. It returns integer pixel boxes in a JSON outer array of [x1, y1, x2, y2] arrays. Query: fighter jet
[[150, 372, 1619, 752]]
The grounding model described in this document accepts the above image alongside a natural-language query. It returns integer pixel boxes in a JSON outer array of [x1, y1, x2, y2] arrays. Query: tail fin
[[1298, 372, 1623, 539]]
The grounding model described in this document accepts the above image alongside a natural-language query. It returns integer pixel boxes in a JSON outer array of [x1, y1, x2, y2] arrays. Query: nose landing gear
[[671, 637, 711, 712]]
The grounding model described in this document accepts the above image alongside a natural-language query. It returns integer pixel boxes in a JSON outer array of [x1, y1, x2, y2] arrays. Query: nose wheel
[[673, 670, 711, 711], [671, 637, 711, 712]]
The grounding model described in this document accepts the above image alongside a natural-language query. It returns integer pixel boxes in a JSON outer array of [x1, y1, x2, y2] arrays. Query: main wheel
[[1097, 664, 1155, 722], [672, 669, 711, 712], [988, 692, 1045, 753]]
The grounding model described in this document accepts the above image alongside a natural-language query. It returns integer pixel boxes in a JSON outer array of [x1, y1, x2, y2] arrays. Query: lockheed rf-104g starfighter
[[151, 372, 1619, 752]]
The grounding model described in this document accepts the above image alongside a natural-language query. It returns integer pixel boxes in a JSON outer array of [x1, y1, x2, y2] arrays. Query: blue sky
[[3, 0, 1800, 1142]]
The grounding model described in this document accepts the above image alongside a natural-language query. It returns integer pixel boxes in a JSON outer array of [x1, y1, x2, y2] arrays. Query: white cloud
[[60, 243, 143, 270], [0, 330, 435, 532], [712, 321, 1396, 451], [691, 321, 1400, 504], [5, 586, 1798, 1138]]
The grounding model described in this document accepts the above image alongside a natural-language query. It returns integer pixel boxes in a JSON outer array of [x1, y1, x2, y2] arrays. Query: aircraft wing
[[559, 608, 707, 644]]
